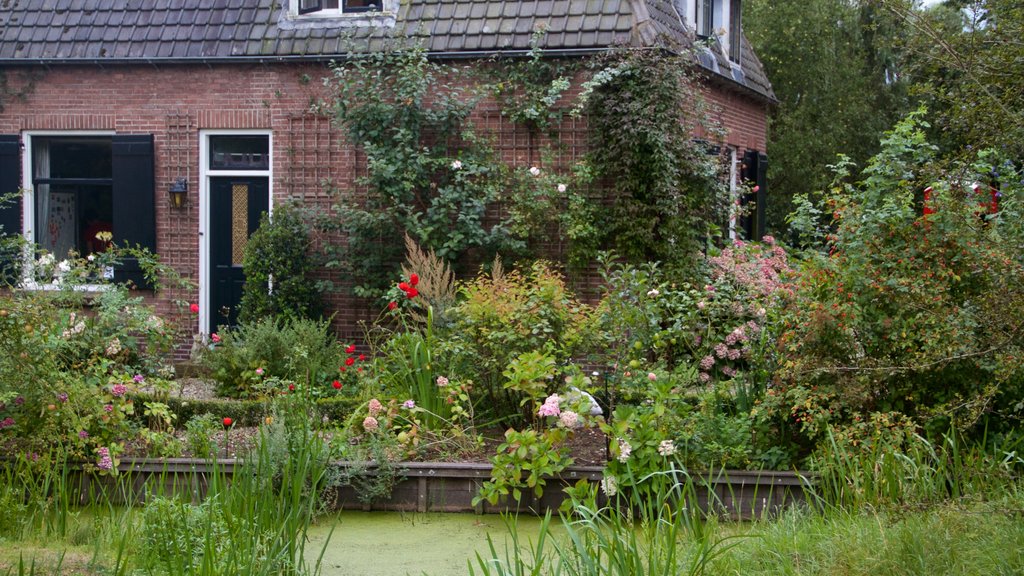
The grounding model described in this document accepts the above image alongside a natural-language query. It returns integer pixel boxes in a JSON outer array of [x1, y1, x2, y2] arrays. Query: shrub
[[767, 110, 1024, 456], [442, 260, 598, 421], [199, 316, 347, 399], [239, 200, 323, 323]]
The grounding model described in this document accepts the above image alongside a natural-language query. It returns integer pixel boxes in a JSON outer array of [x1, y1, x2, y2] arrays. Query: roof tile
[[0, 0, 772, 100]]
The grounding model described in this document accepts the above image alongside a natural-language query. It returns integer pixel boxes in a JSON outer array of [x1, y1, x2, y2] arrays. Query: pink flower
[[111, 384, 127, 397], [727, 348, 741, 360], [96, 447, 113, 471], [538, 394, 561, 417], [0, 417, 15, 429], [436, 376, 449, 387], [362, 416, 379, 432], [211, 333, 221, 343], [699, 372, 711, 383], [368, 398, 383, 417], [133, 374, 145, 384], [103, 404, 114, 413], [78, 430, 89, 439], [647, 372, 657, 381], [714, 343, 729, 358], [402, 399, 415, 409], [189, 303, 199, 314], [700, 355, 715, 370], [255, 367, 264, 376]]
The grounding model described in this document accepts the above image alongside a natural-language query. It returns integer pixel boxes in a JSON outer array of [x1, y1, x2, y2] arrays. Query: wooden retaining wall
[[65, 458, 813, 520]]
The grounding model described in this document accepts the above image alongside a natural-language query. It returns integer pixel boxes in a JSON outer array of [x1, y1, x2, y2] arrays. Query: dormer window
[[693, 0, 742, 63], [729, 0, 742, 62], [695, 0, 718, 38], [297, 0, 380, 15]]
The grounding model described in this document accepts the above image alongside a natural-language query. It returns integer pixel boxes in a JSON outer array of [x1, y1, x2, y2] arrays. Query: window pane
[[32, 137, 114, 259], [344, 0, 380, 11], [210, 136, 270, 171]]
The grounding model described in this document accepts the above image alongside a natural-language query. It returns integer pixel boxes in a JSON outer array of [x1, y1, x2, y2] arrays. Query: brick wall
[[0, 62, 769, 352]]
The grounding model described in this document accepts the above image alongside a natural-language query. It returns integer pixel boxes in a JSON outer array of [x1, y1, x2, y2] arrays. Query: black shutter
[[0, 135, 22, 284], [112, 134, 156, 289], [755, 152, 768, 241], [741, 149, 758, 240]]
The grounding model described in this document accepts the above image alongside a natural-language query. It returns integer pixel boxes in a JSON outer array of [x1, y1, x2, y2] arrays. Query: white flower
[[87, 254, 96, 262], [436, 376, 450, 387], [529, 166, 541, 176], [658, 440, 676, 456], [600, 475, 617, 497], [38, 253, 55, 267], [559, 410, 581, 429], [451, 160, 463, 170], [647, 289, 659, 297], [617, 439, 632, 463], [57, 260, 71, 273], [557, 183, 567, 193]]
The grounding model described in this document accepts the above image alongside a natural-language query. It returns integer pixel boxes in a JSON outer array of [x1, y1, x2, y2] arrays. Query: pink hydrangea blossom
[[538, 394, 561, 417], [362, 416, 379, 432], [111, 384, 127, 397], [700, 356, 715, 370], [714, 343, 729, 358], [368, 398, 383, 417]]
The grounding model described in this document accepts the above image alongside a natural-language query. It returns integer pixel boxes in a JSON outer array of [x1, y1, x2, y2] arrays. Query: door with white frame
[[200, 132, 271, 333]]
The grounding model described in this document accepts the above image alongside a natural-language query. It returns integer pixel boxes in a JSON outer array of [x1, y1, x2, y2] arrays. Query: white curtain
[[33, 139, 50, 252]]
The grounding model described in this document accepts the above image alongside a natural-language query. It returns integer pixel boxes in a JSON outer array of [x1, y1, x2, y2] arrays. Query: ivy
[[319, 47, 518, 299], [580, 47, 728, 275]]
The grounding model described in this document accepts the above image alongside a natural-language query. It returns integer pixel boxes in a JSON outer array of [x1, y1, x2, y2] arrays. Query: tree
[[882, 0, 1024, 159], [744, 0, 910, 235]]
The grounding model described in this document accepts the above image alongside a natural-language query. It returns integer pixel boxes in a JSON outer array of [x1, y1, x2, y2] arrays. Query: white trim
[[19, 130, 116, 291], [198, 129, 273, 334]]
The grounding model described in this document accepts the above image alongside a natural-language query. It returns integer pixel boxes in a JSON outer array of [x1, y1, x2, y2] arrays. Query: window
[[297, 0, 380, 15], [0, 132, 157, 288], [31, 136, 114, 259], [729, 0, 742, 62], [695, 0, 717, 38]]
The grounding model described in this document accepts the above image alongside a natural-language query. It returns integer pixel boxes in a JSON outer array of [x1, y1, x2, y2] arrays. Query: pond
[[306, 511, 549, 576]]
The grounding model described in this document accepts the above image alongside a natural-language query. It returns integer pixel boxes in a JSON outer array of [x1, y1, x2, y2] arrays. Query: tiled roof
[[0, 0, 774, 101]]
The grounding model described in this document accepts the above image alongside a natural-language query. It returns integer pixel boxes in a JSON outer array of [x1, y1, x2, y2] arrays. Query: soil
[[122, 378, 611, 466]]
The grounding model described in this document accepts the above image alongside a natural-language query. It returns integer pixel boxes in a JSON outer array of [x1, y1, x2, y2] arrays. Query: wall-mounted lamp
[[169, 177, 188, 208]]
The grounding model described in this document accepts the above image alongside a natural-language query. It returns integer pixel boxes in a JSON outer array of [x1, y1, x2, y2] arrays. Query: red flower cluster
[[399, 274, 419, 299]]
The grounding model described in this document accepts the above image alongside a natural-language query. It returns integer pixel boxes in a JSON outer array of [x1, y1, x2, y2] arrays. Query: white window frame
[[198, 129, 273, 335], [728, 147, 739, 241], [290, 0, 395, 18], [19, 130, 116, 291]]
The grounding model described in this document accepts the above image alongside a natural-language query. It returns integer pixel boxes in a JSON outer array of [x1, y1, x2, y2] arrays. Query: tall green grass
[[0, 403, 333, 576], [469, 470, 741, 576]]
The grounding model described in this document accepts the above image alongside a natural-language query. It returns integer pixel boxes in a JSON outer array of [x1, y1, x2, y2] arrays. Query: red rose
[[288, 384, 296, 392], [340, 366, 347, 372], [189, 303, 199, 314], [358, 354, 366, 361], [388, 301, 397, 310], [211, 333, 221, 343], [409, 273, 419, 286], [345, 357, 355, 366], [398, 282, 410, 291], [332, 380, 342, 389], [222, 417, 233, 427], [406, 287, 419, 299], [346, 344, 356, 354]]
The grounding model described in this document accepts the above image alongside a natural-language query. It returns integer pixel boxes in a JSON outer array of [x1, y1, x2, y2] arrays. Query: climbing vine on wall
[[579, 46, 728, 275], [318, 41, 727, 300]]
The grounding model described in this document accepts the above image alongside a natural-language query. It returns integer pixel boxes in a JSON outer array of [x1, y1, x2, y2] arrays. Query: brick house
[[0, 0, 774, 343]]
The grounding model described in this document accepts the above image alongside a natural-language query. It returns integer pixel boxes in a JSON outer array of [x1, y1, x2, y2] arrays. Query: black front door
[[210, 176, 268, 329]]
